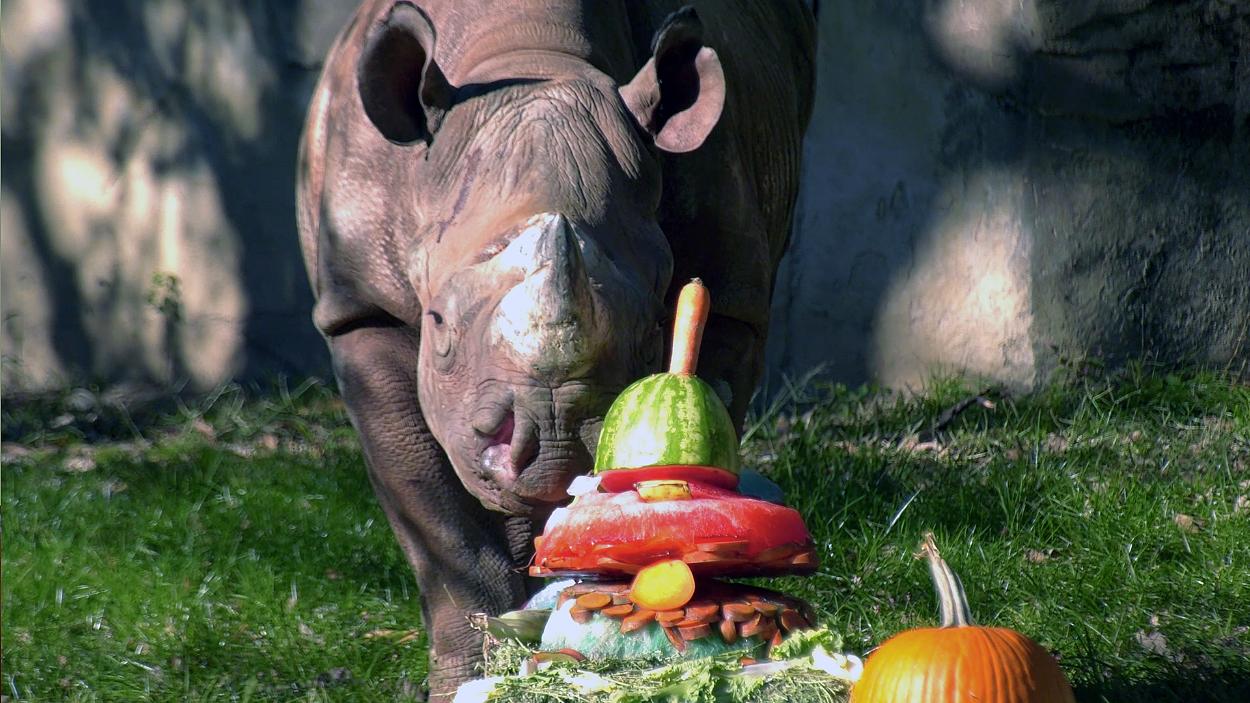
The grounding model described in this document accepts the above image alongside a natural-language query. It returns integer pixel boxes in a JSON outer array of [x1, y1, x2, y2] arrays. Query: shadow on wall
[[765, 0, 1249, 396], [1, 0, 354, 391], [3, 1, 1245, 395]]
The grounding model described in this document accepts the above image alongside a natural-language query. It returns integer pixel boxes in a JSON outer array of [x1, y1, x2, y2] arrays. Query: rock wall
[[3, 0, 1247, 395], [766, 0, 1249, 392], [1, 0, 352, 391]]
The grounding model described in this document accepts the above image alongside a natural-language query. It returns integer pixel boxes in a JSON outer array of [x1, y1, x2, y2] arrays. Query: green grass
[[2, 382, 427, 701], [3, 367, 1249, 701], [751, 366, 1250, 702]]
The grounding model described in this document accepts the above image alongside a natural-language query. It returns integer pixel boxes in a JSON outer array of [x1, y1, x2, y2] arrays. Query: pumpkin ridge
[[1000, 628, 1039, 697], [985, 628, 1010, 702]]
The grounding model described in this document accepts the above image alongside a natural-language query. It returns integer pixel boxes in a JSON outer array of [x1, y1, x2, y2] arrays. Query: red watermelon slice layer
[[597, 465, 739, 492], [530, 482, 817, 578]]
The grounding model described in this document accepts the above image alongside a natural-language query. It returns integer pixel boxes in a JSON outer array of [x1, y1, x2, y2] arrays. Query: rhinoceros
[[296, 0, 814, 696]]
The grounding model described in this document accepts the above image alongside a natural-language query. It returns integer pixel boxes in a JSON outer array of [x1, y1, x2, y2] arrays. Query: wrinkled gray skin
[[297, 0, 813, 697]]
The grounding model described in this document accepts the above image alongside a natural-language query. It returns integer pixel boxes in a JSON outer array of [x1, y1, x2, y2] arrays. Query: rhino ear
[[357, 1, 454, 145], [620, 6, 725, 153]]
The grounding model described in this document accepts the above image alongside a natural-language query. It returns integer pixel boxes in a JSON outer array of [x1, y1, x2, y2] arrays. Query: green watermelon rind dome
[[593, 373, 740, 474]]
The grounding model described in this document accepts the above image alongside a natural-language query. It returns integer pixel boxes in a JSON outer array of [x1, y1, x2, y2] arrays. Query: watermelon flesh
[[532, 482, 815, 577], [597, 465, 739, 492]]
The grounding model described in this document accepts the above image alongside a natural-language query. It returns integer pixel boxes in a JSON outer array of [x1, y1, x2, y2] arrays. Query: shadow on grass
[[1075, 673, 1250, 703]]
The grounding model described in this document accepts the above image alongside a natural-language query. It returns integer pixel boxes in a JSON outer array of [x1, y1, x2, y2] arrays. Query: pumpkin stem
[[919, 531, 974, 627]]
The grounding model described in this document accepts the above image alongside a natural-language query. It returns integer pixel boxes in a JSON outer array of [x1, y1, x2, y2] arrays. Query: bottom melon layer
[[541, 600, 763, 660]]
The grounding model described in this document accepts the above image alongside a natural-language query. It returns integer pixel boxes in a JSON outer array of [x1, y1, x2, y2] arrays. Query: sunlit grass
[[3, 367, 1248, 701], [751, 365, 1250, 702]]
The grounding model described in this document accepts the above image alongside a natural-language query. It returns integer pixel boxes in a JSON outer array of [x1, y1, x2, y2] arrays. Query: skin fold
[[296, 0, 814, 697]]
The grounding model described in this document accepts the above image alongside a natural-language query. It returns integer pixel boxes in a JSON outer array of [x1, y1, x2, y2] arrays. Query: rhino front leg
[[329, 324, 528, 700]]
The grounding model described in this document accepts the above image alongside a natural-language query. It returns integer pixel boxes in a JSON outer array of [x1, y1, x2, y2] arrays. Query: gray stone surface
[[1, 0, 354, 390], [3, 0, 1248, 394], [765, 0, 1249, 393]]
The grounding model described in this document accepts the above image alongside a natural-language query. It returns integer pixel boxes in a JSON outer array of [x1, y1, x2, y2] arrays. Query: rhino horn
[[493, 213, 605, 381], [540, 213, 596, 327]]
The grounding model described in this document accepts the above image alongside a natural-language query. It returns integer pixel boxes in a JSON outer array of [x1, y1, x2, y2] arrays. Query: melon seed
[[567, 581, 628, 595], [756, 619, 779, 642], [678, 623, 712, 640], [678, 612, 718, 627], [620, 609, 655, 633], [752, 601, 781, 616], [575, 593, 612, 610], [754, 544, 797, 563], [790, 551, 816, 567], [663, 626, 686, 652], [780, 609, 803, 632], [721, 603, 756, 622], [531, 650, 583, 665], [738, 613, 764, 638], [682, 550, 721, 564], [595, 557, 637, 571], [684, 602, 720, 623], [601, 604, 634, 618], [695, 539, 750, 555], [656, 610, 685, 626]]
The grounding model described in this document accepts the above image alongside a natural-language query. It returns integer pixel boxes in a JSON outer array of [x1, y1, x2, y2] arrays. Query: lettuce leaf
[[767, 626, 844, 660]]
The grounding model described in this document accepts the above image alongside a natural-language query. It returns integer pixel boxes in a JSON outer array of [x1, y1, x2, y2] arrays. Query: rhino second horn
[[492, 213, 604, 381]]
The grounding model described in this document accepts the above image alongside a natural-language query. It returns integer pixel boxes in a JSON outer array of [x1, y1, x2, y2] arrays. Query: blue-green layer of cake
[[540, 600, 764, 660]]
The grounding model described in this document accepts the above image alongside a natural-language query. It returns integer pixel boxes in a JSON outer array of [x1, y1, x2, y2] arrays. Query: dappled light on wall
[[2, 0, 334, 391], [767, 0, 1247, 393], [925, 0, 1038, 88], [23, 56, 248, 388], [872, 168, 1035, 390]]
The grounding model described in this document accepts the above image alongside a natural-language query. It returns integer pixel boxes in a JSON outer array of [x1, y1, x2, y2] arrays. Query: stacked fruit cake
[[527, 280, 820, 660]]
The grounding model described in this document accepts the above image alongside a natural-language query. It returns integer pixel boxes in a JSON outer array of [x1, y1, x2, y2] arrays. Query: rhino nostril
[[509, 418, 539, 473], [472, 397, 512, 436], [478, 412, 515, 475], [486, 413, 515, 445]]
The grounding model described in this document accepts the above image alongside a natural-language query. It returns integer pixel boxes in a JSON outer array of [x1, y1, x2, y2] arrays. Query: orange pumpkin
[[852, 533, 1075, 703]]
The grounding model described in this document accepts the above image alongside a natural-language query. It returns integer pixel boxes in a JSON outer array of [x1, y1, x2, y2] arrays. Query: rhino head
[[355, 4, 726, 514]]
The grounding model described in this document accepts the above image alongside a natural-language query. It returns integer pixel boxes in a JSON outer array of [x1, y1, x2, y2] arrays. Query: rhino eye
[[425, 310, 452, 359]]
